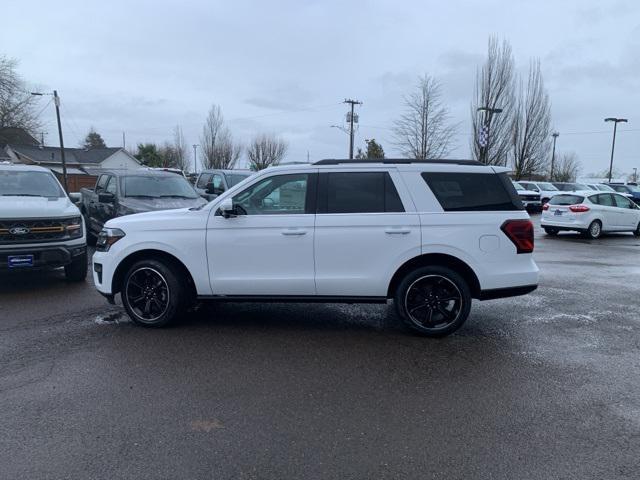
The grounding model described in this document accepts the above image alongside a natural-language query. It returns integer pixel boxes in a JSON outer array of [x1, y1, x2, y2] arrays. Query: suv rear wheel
[[634, 222, 640, 237], [121, 259, 185, 327], [394, 266, 472, 337]]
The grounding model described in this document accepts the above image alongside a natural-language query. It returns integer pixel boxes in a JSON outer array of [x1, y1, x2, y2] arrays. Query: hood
[[105, 206, 207, 231], [0, 196, 80, 219], [518, 189, 539, 196], [119, 196, 207, 213]]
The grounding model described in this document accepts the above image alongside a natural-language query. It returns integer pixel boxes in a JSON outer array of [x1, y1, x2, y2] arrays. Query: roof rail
[[313, 158, 483, 166]]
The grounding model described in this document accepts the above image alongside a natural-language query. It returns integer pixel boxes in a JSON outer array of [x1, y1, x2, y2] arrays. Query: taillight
[[542, 203, 549, 211], [569, 205, 590, 213], [501, 219, 534, 254]]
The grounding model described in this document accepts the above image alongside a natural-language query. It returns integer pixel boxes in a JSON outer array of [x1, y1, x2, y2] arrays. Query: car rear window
[[421, 172, 523, 212], [549, 195, 584, 205]]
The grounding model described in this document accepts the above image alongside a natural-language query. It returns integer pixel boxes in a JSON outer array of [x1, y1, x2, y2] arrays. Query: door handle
[[281, 229, 307, 236], [385, 227, 411, 235]]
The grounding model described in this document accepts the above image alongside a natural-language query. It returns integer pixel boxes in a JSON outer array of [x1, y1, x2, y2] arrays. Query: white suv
[[92, 159, 539, 337]]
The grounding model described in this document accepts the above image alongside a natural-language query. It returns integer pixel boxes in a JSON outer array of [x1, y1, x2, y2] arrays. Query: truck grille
[[520, 195, 539, 201], [0, 218, 73, 245]]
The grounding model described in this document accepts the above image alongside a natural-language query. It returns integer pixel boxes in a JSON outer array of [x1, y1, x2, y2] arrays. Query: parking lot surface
[[1, 218, 639, 479]]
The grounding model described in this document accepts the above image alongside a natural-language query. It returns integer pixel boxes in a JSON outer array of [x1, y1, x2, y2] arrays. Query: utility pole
[[550, 132, 559, 180], [30, 90, 68, 192], [633, 167, 638, 183], [122, 132, 126, 150], [343, 99, 362, 159], [52, 91, 68, 193], [605, 117, 628, 183], [192, 144, 199, 174]]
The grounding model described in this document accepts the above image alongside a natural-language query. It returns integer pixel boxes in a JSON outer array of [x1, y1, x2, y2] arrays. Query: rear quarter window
[[421, 172, 523, 212]]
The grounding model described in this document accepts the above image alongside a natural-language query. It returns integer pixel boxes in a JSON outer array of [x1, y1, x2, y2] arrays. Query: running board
[[197, 295, 388, 304]]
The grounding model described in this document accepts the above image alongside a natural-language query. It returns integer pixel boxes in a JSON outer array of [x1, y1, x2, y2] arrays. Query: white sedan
[[541, 192, 640, 238]]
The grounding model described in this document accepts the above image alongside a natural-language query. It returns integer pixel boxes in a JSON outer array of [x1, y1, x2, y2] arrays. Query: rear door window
[[318, 172, 404, 214], [421, 172, 522, 211], [549, 195, 584, 205]]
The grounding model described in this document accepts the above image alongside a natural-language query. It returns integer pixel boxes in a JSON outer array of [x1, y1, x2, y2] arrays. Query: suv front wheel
[[394, 266, 472, 337], [121, 259, 185, 327]]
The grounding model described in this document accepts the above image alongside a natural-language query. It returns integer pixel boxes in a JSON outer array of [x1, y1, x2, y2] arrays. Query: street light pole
[[550, 132, 559, 180], [605, 117, 628, 183], [32, 90, 68, 193], [476, 107, 503, 164]]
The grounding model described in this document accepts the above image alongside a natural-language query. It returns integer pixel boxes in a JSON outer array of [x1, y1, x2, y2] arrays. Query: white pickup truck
[[0, 163, 87, 281]]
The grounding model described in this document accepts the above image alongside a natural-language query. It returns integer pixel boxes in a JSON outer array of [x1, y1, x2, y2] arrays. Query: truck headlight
[[64, 216, 83, 239], [96, 228, 126, 252]]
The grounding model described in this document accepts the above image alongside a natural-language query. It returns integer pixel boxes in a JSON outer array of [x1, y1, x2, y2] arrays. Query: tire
[[541, 198, 550, 205], [394, 266, 472, 337], [64, 252, 87, 282], [585, 220, 602, 239], [83, 214, 97, 246], [121, 258, 186, 327], [543, 227, 559, 236], [634, 222, 640, 237]]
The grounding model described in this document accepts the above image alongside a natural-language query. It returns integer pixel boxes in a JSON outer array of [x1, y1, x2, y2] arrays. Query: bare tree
[[511, 60, 552, 180], [393, 74, 457, 159], [247, 134, 288, 171], [552, 152, 580, 182], [0, 56, 40, 133], [200, 104, 241, 169], [172, 125, 189, 171], [471, 37, 515, 165]]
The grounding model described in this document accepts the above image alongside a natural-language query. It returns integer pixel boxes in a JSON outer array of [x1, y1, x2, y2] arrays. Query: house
[[3, 144, 142, 191]]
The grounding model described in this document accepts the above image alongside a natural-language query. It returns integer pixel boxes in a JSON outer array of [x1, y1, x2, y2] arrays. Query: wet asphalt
[[1, 216, 639, 479]]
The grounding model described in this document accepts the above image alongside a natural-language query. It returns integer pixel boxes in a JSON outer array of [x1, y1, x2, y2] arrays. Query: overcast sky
[[2, 0, 639, 176]]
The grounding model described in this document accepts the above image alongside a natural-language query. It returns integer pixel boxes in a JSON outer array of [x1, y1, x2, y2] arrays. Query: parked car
[[148, 167, 186, 177], [586, 183, 616, 192], [0, 164, 87, 281], [607, 183, 640, 204], [92, 159, 539, 337], [194, 169, 252, 201], [80, 170, 206, 244], [541, 192, 640, 238], [513, 182, 542, 211], [551, 182, 591, 193], [517, 181, 560, 204]]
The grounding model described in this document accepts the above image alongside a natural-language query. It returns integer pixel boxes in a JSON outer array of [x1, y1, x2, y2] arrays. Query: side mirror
[[98, 192, 115, 203], [218, 197, 235, 218], [68, 192, 81, 204]]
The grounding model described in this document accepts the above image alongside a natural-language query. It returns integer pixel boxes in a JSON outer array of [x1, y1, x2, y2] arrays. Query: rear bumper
[[0, 244, 86, 271], [478, 284, 538, 300]]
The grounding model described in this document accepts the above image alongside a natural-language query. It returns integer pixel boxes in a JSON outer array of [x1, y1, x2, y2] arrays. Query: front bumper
[[0, 243, 86, 271]]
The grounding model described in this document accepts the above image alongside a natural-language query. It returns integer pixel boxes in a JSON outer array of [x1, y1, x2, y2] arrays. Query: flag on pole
[[478, 126, 489, 147]]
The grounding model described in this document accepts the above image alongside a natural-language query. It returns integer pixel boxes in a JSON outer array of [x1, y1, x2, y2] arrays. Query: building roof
[[0, 127, 39, 147], [7, 145, 124, 165]]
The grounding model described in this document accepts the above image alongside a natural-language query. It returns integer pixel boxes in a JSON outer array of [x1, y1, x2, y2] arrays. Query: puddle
[[94, 311, 128, 324]]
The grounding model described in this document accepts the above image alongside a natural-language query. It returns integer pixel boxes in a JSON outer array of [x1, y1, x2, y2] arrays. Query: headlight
[[64, 216, 83, 239], [96, 228, 126, 252]]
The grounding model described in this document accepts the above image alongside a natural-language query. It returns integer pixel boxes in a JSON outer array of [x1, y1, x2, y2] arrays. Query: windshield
[[0, 170, 64, 198], [225, 172, 251, 187], [537, 182, 558, 190], [596, 184, 615, 192], [627, 184, 640, 192], [512, 182, 524, 191], [121, 175, 199, 198]]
